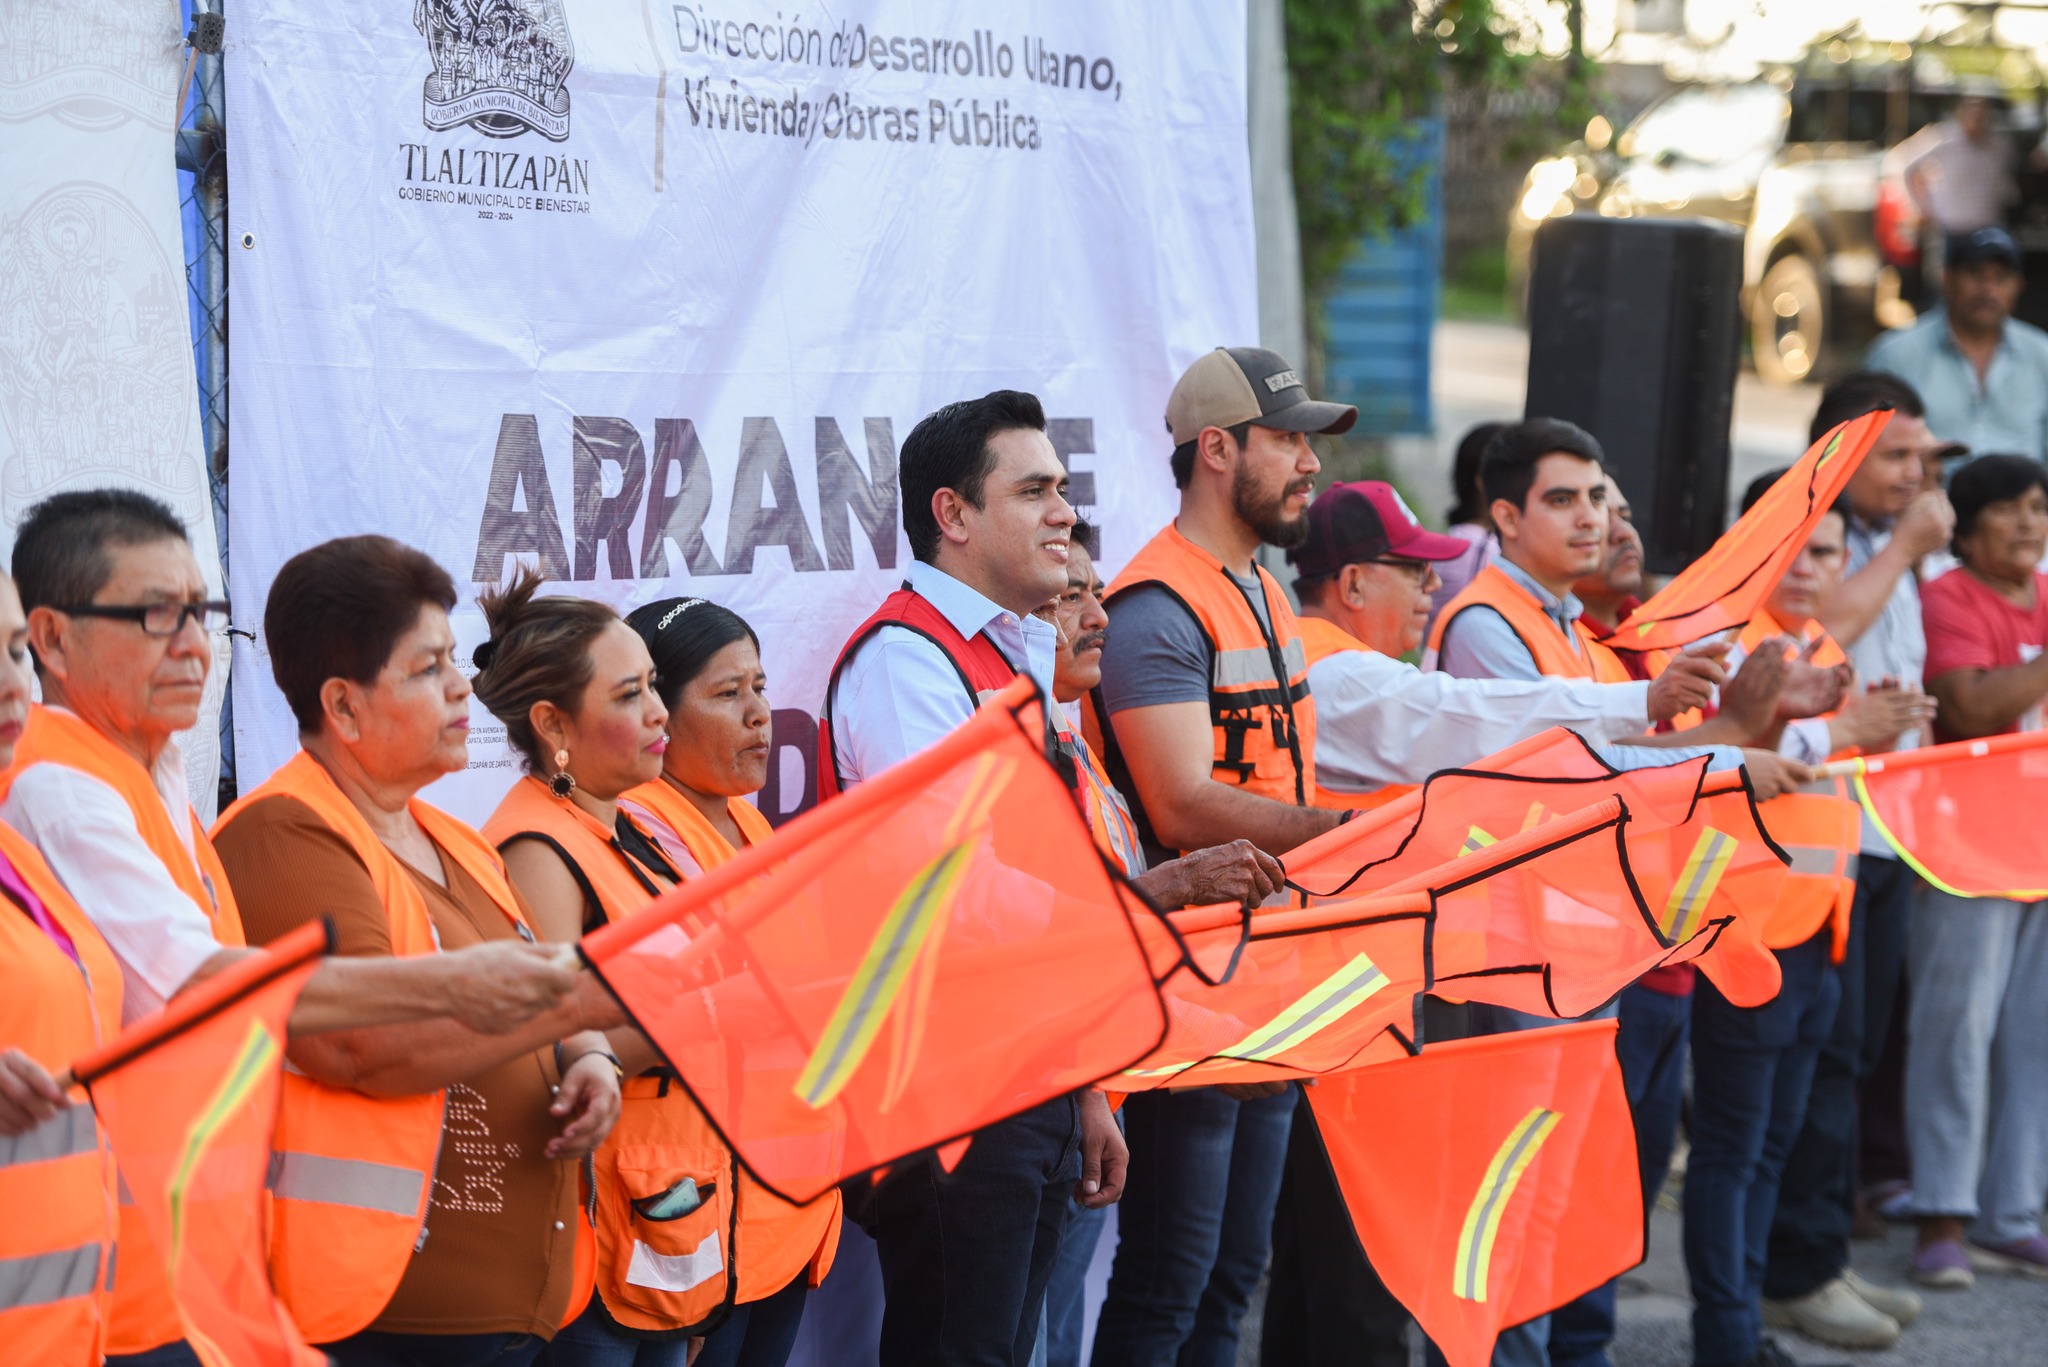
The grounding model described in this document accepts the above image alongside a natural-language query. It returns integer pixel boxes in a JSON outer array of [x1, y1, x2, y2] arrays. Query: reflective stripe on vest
[[213, 751, 525, 1343], [0, 823, 123, 1358], [267, 1152, 426, 1218], [1785, 846, 1859, 880], [0, 1107, 98, 1169], [0, 1243, 100, 1310]]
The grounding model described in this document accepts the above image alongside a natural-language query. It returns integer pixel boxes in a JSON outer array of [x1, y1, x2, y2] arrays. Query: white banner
[[0, 0, 230, 819], [228, 0, 1254, 825]]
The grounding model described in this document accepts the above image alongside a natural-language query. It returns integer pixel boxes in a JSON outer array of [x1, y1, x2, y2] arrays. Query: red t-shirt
[[1921, 567, 2048, 743]]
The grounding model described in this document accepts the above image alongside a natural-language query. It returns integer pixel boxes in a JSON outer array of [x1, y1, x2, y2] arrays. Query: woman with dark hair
[[619, 598, 772, 873], [1905, 453, 2048, 1286], [211, 536, 626, 1366], [619, 597, 842, 1367], [474, 572, 831, 1367], [1429, 421, 1506, 627], [470, 569, 710, 1366]]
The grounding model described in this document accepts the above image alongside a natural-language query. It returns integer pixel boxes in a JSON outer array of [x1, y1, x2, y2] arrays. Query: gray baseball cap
[[1166, 347, 1358, 447]]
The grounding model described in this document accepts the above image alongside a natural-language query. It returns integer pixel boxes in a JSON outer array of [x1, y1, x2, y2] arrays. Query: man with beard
[[1084, 346, 1355, 1366]]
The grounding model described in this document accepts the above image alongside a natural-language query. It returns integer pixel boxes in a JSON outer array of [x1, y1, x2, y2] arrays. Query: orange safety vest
[[1738, 612, 1859, 961], [215, 751, 541, 1344], [1295, 616, 1420, 814], [488, 776, 836, 1332], [0, 823, 122, 1366], [1089, 524, 1319, 847], [1048, 720, 1145, 877], [0, 704, 245, 1355], [821, 583, 1023, 799], [618, 779, 844, 1304], [1425, 565, 1634, 684]]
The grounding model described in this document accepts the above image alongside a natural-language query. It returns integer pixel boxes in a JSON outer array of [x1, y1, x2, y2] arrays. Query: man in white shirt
[[1292, 480, 1685, 801], [1899, 94, 2015, 239], [1, 489, 604, 1366], [825, 391, 1132, 1367], [2, 489, 586, 1035]]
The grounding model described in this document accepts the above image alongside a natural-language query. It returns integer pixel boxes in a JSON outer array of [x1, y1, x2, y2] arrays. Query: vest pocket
[[599, 1144, 731, 1325]]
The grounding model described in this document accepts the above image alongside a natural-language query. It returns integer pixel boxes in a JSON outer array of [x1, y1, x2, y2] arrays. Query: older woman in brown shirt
[[212, 536, 625, 1367]]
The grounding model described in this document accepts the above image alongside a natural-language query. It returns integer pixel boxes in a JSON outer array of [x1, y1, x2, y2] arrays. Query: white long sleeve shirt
[[1, 726, 222, 1025], [1308, 645, 1657, 795]]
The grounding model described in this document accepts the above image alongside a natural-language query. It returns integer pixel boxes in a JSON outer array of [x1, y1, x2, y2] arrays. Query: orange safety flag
[[1840, 731, 2048, 898], [1282, 729, 1695, 900], [1607, 410, 1889, 653], [1286, 734, 1788, 1011], [581, 678, 1170, 1204], [1105, 893, 1431, 1090], [1304, 1019, 1642, 1367], [69, 921, 331, 1367]]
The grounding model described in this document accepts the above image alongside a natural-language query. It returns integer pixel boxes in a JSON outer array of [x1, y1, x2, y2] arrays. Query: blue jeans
[[543, 1305, 691, 1367], [1549, 982, 1694, 1367], [1043, 1200, 1109, 1367], [853, 1094, 1080, 1367], [1684, 935, 1840, 1367], [695, 1274, 809, 1367], [327, 1330, 547, 1367], [108, 1346, 204, 1367], [1765, 855, 1913, 1300], [1089, 1085, 1295, 1367]]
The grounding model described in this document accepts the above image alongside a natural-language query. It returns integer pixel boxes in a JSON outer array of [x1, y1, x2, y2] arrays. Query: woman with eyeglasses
[[617, 596, 841, 1367]]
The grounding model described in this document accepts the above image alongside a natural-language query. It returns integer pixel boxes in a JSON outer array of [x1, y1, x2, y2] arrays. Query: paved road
[[1233, 1199, 2048, 1365], [1385, 320, 1818, 531]]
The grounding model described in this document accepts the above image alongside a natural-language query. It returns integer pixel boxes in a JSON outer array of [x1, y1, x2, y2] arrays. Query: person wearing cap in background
[[1867, 225, 2048, 462], [1084, 346, 1354, 1367]]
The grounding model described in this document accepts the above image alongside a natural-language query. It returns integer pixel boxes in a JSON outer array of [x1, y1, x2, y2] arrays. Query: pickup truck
[[1507, 59, 2043, 384]]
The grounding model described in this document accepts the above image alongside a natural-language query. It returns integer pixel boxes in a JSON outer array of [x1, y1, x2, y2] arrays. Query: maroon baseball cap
[[1289, 481, 1472, 581]]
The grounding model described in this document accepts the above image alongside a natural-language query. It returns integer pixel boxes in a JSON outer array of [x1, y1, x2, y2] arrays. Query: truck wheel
[[1753, 254, 1825, 385]]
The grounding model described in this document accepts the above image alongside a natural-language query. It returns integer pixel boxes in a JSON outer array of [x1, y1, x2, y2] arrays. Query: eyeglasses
[[55, 601, 232, 637], [1370, 558, 1438, 585]]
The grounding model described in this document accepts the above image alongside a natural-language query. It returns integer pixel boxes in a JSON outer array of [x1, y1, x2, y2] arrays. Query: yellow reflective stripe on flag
[[1120, 1059, 1198, 1080], [794, 841, 972, 1110], [1518, 803, 1547, 833], [1660, 827, 1736, 942], [1459, 826, 1497, 858], [1452, 1106, 1561, 1302], [169, 1019, 281, 1272], [1217, 953, 1391, 1063]]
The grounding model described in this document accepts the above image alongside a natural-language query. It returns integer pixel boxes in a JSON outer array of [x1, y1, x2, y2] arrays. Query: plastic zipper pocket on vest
[[632, 1177, 713, 1222]]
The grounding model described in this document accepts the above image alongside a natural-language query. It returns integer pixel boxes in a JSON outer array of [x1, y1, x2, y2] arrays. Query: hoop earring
[[550, 749, 576, 799]]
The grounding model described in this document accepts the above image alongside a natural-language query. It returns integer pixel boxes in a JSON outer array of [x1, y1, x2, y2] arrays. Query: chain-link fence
[[175, 0, 230, 804]]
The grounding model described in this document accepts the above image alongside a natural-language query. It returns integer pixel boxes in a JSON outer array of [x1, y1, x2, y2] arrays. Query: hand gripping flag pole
[[65, 919, 333, 1367]]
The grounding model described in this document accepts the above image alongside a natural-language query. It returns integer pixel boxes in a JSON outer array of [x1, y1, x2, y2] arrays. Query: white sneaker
[[1761, 1276, 1902, 1349], [1843, 1268, 1922, 1327]]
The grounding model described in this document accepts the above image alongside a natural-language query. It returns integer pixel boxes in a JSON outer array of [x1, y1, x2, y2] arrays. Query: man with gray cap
[[1868, 226, 2048, 460], [1083, 346, 1354, 1366]]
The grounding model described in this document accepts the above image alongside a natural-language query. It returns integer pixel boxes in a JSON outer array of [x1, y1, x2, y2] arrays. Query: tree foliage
[[1285, 0, 1588, 308]]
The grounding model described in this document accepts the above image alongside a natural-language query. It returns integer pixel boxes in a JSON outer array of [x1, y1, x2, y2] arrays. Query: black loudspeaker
[[1524, 216, 1744, 575]]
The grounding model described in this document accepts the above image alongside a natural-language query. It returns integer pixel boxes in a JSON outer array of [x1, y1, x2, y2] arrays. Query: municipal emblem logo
[[414, 0, 573, 142]]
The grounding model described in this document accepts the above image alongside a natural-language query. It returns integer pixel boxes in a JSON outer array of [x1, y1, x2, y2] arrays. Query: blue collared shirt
[[829, 559, 1059, 788], [1866, 308, 2048, 461], [1435, 557, 1589, 683]]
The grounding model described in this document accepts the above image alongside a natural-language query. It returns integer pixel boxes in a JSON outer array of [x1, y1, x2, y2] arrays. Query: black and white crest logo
[[414, 0, 574, 142]]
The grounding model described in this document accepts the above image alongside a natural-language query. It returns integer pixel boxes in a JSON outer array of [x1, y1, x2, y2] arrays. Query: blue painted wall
[[1319, 118, 1442, 437]]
